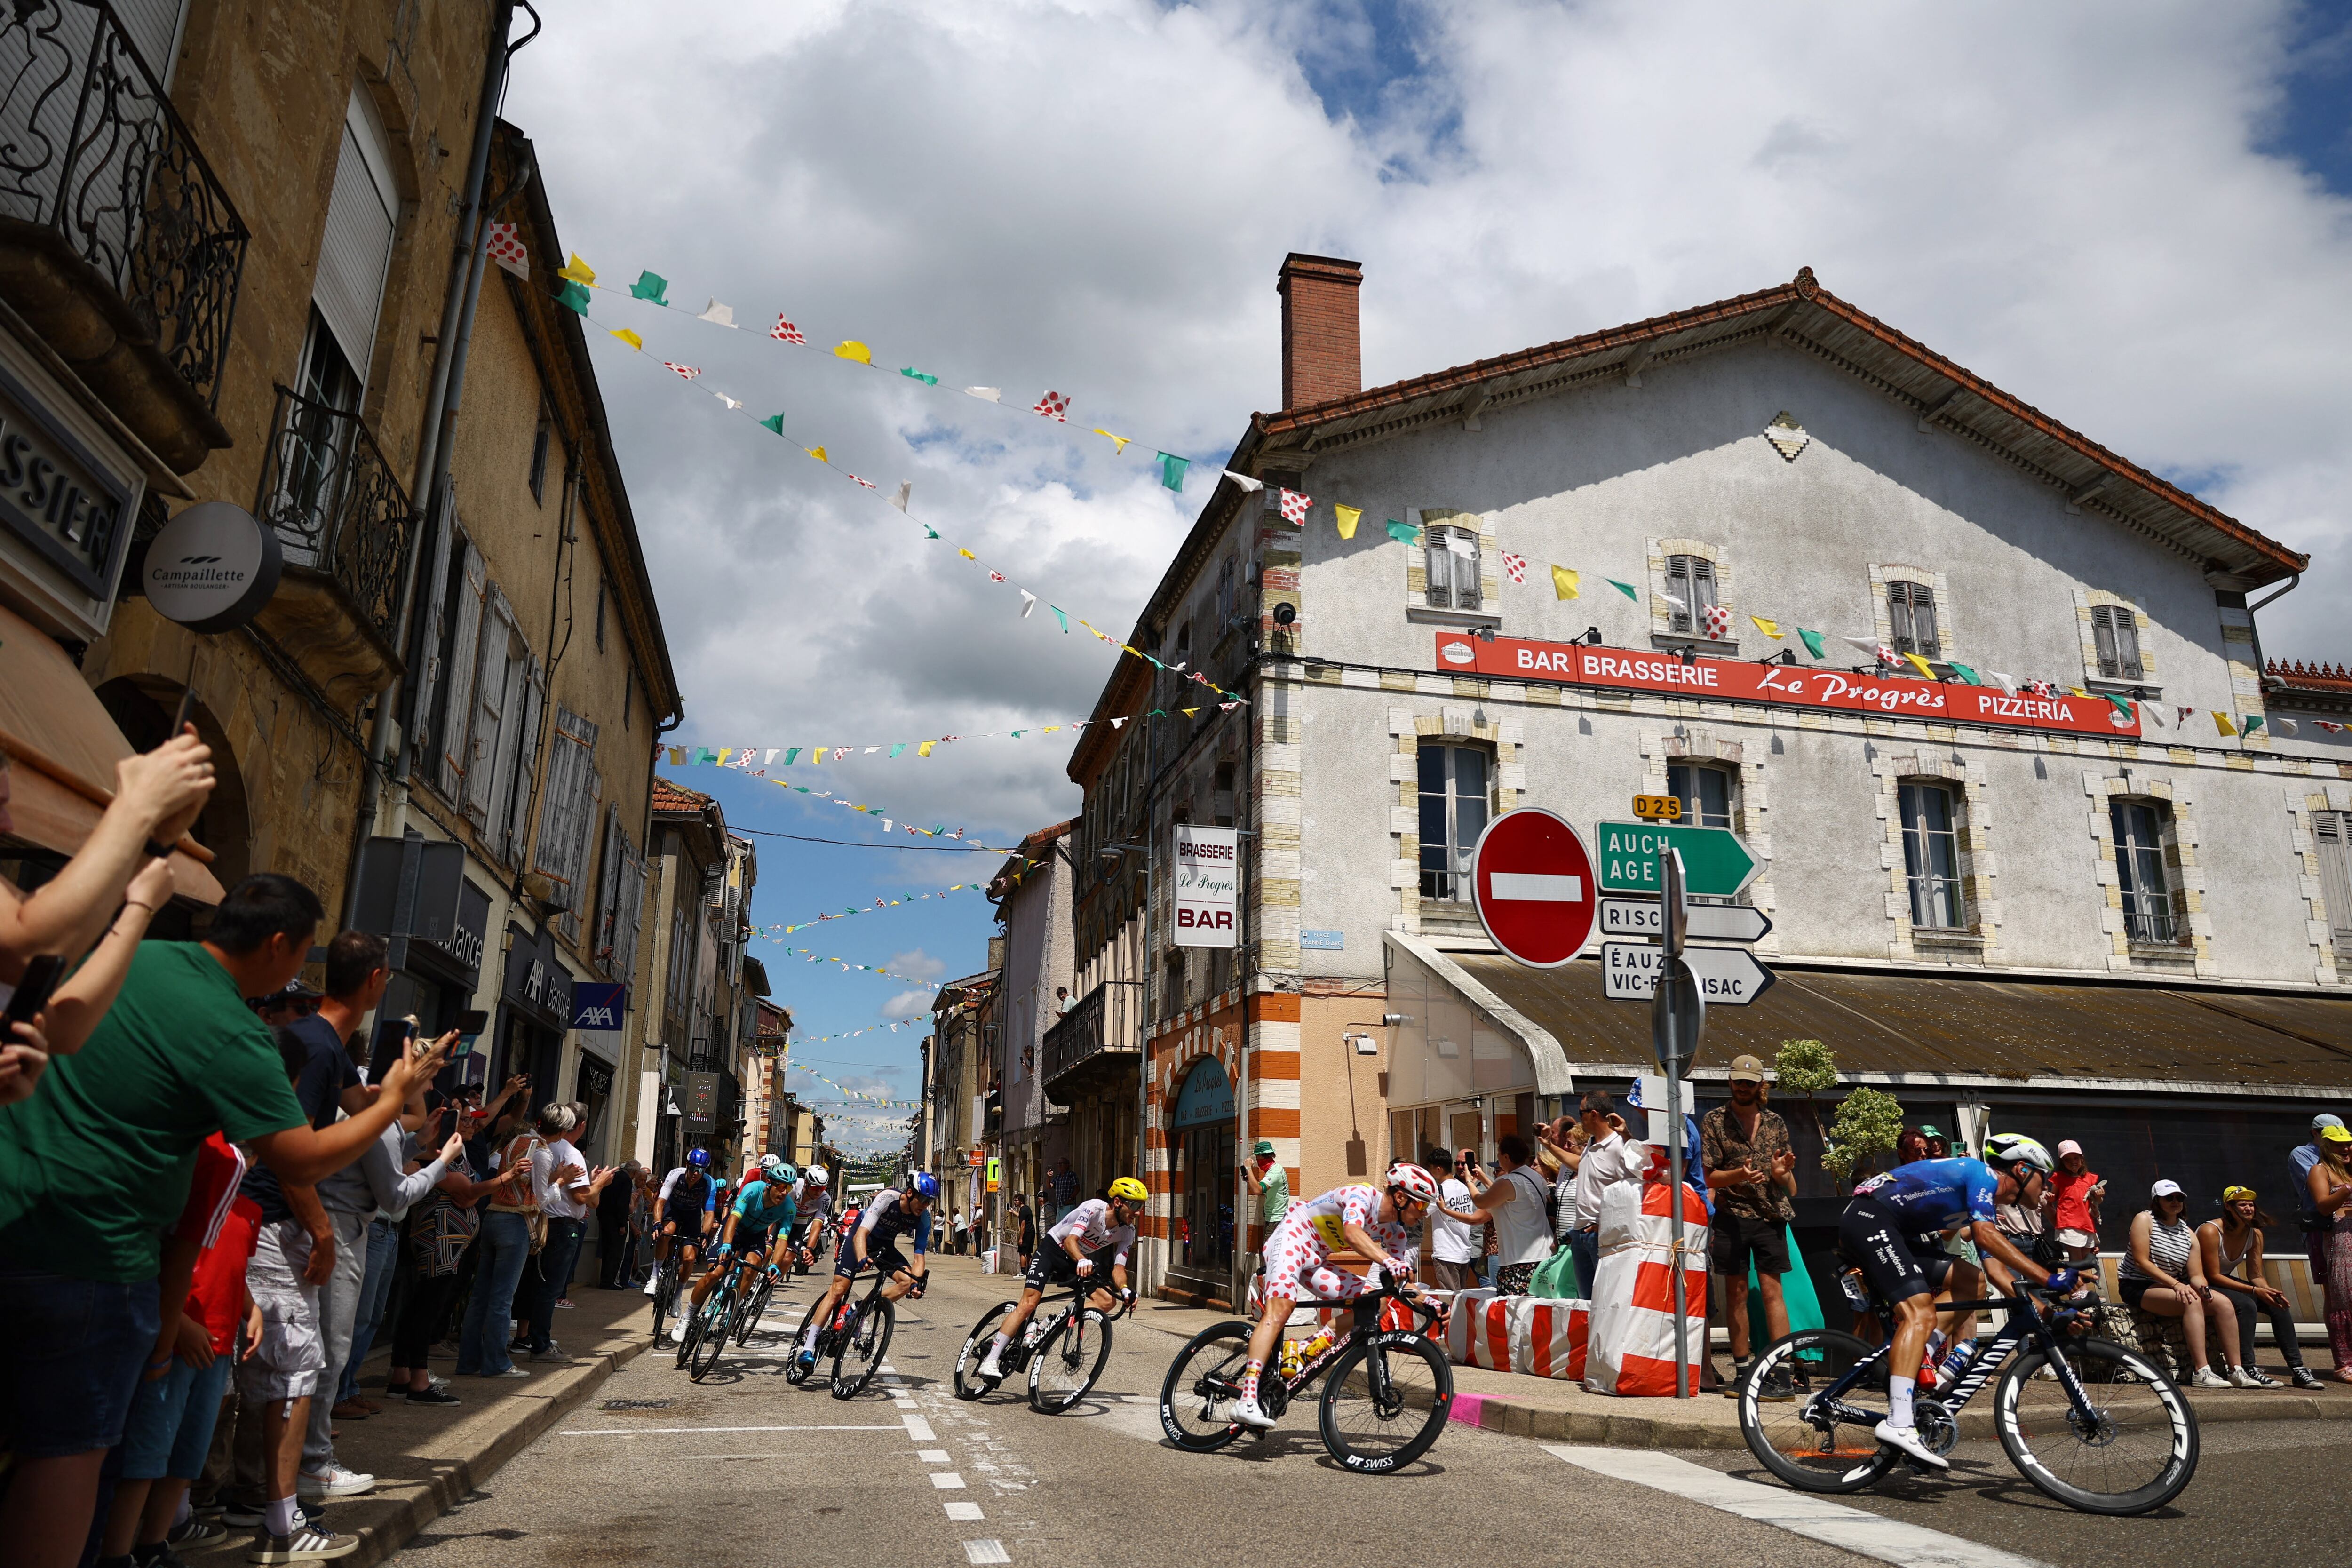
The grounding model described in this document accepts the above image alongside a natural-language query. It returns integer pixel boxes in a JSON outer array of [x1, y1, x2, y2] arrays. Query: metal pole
[[1667, 1033, 1687, 1399]]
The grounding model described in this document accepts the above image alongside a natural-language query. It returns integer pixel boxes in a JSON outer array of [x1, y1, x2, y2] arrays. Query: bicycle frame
[[1262, 1285, 1441, 1406], [1805, 1289, 2097, 1433]]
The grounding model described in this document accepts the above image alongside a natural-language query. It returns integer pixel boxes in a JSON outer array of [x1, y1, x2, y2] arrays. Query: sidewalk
[[1098, 1266, 2352, 1451], [187, 1283, 653, 1568]]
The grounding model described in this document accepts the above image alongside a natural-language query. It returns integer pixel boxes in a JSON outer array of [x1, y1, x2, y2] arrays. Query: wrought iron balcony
[[251, 384, 415, 700], [1042, 982, 1142, 1103], [0, 0, 247, 470]]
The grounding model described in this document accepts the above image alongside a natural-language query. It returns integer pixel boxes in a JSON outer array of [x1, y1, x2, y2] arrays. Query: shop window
[[1171, 1057, 1235, 1274], [2111, 798, 2178, 944], [1418, 744, 1491, 901], [1898, 781, 1965, 931], [2316, 813, 2352, 946], [2092, 604, 2143, 680], [1425, 525, 1482, 611], [1666, 762, 1732, 829], [1888, 581, 1940, 660], [1665, 555, 1715, 636]]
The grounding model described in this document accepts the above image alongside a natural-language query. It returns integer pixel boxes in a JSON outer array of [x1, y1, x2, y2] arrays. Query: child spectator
[[2050, 1140, 2106, 1262]]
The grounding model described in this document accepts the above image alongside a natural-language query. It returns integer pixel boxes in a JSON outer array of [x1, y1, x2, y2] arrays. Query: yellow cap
[[2222, 1185, 2257, 1202]]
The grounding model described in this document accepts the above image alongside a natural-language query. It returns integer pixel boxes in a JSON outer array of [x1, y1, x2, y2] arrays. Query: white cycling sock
[[801, 1321, 820, 1351], [264, 1498, 298, 1538], [1888, 1372, 1915, 1428], [988, 1333, 1010, 1355]]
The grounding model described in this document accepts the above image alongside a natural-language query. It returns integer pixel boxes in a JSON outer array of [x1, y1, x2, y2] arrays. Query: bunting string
[[783, 1063, 923, 1108], [660, 706, 1227, 772], [754, 875, 1044, 938]]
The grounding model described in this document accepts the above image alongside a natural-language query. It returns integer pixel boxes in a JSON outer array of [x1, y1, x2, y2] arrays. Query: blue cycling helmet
[[686, 1147, 712, 1170], [909, 1171, 940, 1201]]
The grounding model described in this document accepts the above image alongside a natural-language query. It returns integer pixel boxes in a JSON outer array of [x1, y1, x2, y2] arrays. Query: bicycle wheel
[[1996, 1337, 2197, 1516], [785, 1295, 823, 1386], [1031, 1309, 1112, 1414], [1159, 1321, 1252, 1452], [674, 1289, 701, 1369], [954, 1302, 1016, 1400], [737, 1274, 776, 1347], [1318, 1329, 1451, 1473], [688, 1290, 733, 1381], [830, 1297, 895, 1399], [649, 1259, 676, 1345], [1738, 1329, 1899, 1493]]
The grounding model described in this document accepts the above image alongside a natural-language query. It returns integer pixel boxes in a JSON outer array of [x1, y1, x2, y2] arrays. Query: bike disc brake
[[1912, 1397, 1959, 1458]]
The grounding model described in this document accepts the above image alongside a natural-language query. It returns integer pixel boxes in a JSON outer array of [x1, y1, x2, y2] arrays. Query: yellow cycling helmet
[[1108, 1177, 1149, 1204]]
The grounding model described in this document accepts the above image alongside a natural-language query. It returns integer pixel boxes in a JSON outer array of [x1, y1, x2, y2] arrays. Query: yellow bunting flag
[[958, 548, 977, 561], [2213, 711, 2237, 737], [1551, 565, 1579, 600], [1090, 428, 1131, 454], [609, 328, 643, 350], [805, 446, 827, 463], [715, 748, 734, 766], [812, 748, 828, 764], [557, 253, 596, 285], [2070, 687, 2090, 700], [1751, 615, 1782, 639], [1182, 708, 1199, 716], [918, 741, 935, 757], [834, 341, 873, 365], [1904, 653, 1936, 679], [1334, 504, 1361, 540]]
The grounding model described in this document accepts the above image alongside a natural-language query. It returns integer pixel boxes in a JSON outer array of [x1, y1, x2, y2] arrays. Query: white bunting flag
[[890, 481, 911, 512], [965, 387, 1002, 402], [697, 298, 737, 327], [1222, 470, 1263, 493], [1020, 591, 1037, 618]]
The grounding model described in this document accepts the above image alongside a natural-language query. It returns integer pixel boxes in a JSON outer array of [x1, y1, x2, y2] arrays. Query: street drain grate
[[598, 1398, 674, 1411]]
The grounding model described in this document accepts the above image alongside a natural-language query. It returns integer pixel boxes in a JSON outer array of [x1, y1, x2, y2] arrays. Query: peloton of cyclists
[[692, 1155, 800, 1317], [795, 1171, 938, 1372], [975, 1176, 1146, 1381]]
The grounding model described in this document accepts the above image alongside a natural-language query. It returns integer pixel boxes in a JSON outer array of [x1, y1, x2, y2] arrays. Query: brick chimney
[[1278, 253, 1362, 412]]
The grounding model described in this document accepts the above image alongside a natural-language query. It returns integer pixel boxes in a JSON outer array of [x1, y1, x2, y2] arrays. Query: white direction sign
[[1603, 941, 1776, 1005], [1599, 898, 1773, 944]]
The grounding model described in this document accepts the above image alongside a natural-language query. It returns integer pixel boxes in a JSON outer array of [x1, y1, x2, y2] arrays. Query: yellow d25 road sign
[[1632, 795, 1682, 822]]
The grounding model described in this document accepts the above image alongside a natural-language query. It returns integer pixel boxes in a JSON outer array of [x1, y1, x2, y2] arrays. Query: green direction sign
[[1594, 820, 1761, 898]]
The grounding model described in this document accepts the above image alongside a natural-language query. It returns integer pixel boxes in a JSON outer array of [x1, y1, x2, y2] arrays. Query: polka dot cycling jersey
[[1044, 1199, 1135, 1266], [1271, 1184, 1408, 1269]]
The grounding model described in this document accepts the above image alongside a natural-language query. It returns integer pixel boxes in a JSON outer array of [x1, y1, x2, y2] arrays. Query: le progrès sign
[[1435, 632, 2140, 740], [1172, 825, 1238, 948]]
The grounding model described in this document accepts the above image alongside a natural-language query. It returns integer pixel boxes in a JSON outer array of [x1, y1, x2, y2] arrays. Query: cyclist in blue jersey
[[1838, 1134, 2059, 1468], [648, 1147, 720, 1312], [795, 1173, 936, 1371], [692, 1156, 799, 1317]]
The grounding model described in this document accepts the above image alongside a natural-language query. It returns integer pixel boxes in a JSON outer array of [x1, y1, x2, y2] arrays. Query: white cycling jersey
[[658, 1166, 717, 1210], [795, 1184, 832, 1222], [1046, 1198, 1135, 1267]]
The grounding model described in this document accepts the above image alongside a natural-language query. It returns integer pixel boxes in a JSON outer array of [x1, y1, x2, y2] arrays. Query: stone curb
[[305, 1328, 652, 1568]]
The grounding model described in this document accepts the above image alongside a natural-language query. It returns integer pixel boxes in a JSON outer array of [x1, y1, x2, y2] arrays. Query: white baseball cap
[[2151, 1178, 2185, 1199]]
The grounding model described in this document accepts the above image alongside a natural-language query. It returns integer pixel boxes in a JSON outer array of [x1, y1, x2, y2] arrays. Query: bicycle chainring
[[1260, 1379, 1291, 1420], [1911, 1397, 1958, 1457]]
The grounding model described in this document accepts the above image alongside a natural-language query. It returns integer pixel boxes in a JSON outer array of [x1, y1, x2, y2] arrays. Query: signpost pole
[[1660, 846, 1689, 1401]]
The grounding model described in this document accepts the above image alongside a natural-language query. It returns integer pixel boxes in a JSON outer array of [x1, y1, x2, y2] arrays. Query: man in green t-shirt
[[1240, 1138, 1291, 1267], [0, 873, 447, 1568]]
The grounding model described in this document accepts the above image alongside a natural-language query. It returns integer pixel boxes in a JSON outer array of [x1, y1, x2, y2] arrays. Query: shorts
[[2055, 1228, 2098, 1251], [837, 1241, 911, 1282], [2119, 1276, 2154, 1310], [238, 1220, 326, 1401], [731, 1226, 774, 1258], [660, 1216, 709, 1245], [122, 1352, 234, 1480], [1258, 1232, 1371, 1306], [1024, 1247, 1118, 1294], [0, 1265, 162, 1457], [1837, 1197, 1951, 1308], [1711, 1211, 1792, 1277]]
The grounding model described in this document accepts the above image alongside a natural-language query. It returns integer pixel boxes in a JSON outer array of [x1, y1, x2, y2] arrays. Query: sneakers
[[1872, 1419, 1949, 1469], [1758, 1364, 1796, 1402], [168, 1517, 225, 1548], [555, 1297, 574, 1310], [405, 1385, 462, 1405], [2227, 1366, 2262, 1389], [2192, 1366, 2234, 1390], [2241, 1366, 2281, 1388], [224, 1503, 310, 1532], [2293, 1367, 2326, 1390], [527, 1341, 563, 1361], [1231, 1394, 1275, 1429], [1721, 1358, 1751, 1399], [478, 1366, 530, 1379], [296, 1465, 374, 1500], [247, 1523, 358, 1563]]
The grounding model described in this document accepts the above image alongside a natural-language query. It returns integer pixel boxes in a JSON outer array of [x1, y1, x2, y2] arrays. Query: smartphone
[[3, 955, 65, 1027], [169, 687, 198, 738]]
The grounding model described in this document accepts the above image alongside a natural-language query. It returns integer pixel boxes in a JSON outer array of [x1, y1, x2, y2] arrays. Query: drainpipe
[[2247, 572, 2301, 707], [344, 0, 539, 926]]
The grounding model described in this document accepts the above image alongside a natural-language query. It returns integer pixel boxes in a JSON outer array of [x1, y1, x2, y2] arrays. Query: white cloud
[[509, 0, 2352, 849], [878, 989, 934, 1021], [887, 948, 950, 982]]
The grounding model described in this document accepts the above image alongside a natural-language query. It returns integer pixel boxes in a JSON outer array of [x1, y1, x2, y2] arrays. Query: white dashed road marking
[[943, 1502, 985, 1521], [902, 1413, 936, 1440], [930, 1472, 967, 1490], [917, 1449, 952, 1462], [1543, 1447, 2057, 1568], [962, 1542, 1011, 1566]]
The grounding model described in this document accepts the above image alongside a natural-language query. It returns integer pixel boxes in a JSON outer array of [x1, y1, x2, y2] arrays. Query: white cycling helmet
[[803, 1163, 828, 1187], [1387, 1162, 1442, 1205], [1983, 1132, 2055, 1175]]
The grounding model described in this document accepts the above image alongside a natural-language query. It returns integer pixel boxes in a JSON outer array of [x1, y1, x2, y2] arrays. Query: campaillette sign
[[1435, 632, 2140, 740]]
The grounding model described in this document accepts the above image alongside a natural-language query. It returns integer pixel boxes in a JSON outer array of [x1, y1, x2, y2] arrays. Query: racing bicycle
[[1158, 1279, 1452, 1474], [787, 1254, 920, 1399], [1735, 1269, 2199, 1516], [676, 1246, 762, 1381], [952, 1268, 1134, 1413]]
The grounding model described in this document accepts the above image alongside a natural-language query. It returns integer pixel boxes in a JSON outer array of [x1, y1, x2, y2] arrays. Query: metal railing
[[0, 0, 247, 409], [254, 383, 415, 648], [1041, 981, 1142, 1094]]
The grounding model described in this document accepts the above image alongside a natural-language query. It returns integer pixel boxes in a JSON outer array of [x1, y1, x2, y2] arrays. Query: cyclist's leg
[[1839, 1200, 1942, 1447], [800, 1250, 863, 1357], [1236, 1236, 1317, 1421], [880, 1248, 925, 1301]]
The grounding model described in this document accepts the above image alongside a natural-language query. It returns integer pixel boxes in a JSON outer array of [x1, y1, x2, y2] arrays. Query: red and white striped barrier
[[1440, 1289, 1589, 1380], [1583, 1177, 1709, 1397]]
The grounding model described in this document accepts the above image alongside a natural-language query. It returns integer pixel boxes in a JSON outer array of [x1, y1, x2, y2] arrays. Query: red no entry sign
[[1471, 808, 1597, 968]]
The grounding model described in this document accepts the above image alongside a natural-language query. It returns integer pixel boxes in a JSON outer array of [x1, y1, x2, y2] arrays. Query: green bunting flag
[[782, 748, 800, 765], [1050, 605, 1069, 632], [1385, 519, 1420, 545], [759, 413, 784, 435], [923, 525, 939, 540], [1605, 578, 1640, 601], [1947, 661, 1983, 686], [556, 280, 591, 315], [2105, 694, 2134, 721], [1796, 629, 1828, 659], [900, 367, 938, 385], [2242, 713, 2266, 735], [630, 270, 669, 305], [1156, 452, 1189, 492]]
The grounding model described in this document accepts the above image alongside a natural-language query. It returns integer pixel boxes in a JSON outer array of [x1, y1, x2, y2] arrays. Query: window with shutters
[[311, 88, 399, 385], [2317, 812, 2352, 947], [1898, 781, 1965, 931], [494, 654, 544, 868], [2111, 798, 2179, 944], [405, 493, 457, 779], [533, 707, 601, 913], [1665, 555, 1716, 636], [1888, 581, 1940, 660], [1424, 525, 1482, 610], [1667, 763, 1733, 829], [2091, 604, 2143, 680], [463, 589, 518, 836], [1418, 744, 1492, 902], [434, 542, 487, 804], [615, 828, 647, 979]]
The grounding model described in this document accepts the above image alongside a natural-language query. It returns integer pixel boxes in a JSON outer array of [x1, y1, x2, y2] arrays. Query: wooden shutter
[[2318, 813, 2352, 943], [437, 543, 486, 801], [499, 655, 545, 866], [405, 494, 455, 777], [617, 828, 646, 980], [463, 589, 515, 828], [593, 806, 623, 970], [1890, 581, 1940, 659], [1667, 556, 1710, 632], [312, 90, 398, 380], [2092, 605, 2143, 680], [566, 766, 603, 938], [534, 707, 600, 911]]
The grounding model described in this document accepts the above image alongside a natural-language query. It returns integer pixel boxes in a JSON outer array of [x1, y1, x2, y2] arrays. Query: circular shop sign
[[143, 501, 282, 633]]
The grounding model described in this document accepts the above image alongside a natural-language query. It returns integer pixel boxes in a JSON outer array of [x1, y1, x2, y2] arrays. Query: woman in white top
[[2119, 1178, 2245, 1389], [1448, 1135, 1554, 1295]]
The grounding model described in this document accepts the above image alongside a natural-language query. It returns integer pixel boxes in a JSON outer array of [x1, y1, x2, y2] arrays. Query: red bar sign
[[1434, 632, 2140, 739]]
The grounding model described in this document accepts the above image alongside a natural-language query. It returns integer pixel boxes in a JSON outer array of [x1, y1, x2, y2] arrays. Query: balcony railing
[[254, 383, 416, 652], [1041, 981, 1142, 1101], [0, 0, 247, 414]]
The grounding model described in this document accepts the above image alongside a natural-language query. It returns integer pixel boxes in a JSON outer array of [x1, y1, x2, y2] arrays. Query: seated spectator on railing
[[0, 873, 447, 1568], [2120, 1179, 2249, 1390], [2199, 1185, 2318, 1389]]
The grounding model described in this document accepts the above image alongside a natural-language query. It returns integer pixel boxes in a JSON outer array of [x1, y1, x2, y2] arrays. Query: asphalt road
[[390, 1256, 2338, 1568]]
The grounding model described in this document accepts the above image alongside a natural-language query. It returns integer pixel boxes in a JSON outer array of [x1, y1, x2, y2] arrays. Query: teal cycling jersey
[[730, 1178, 797, 1236]]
